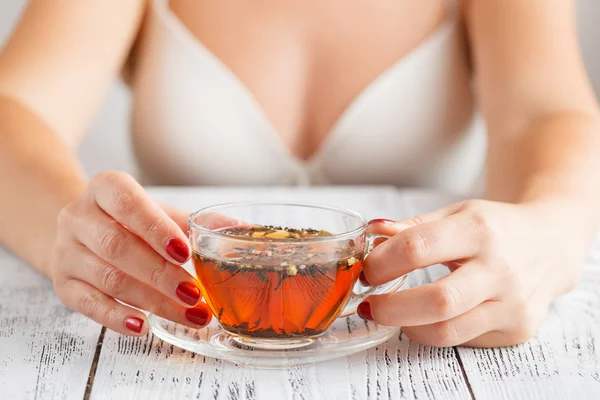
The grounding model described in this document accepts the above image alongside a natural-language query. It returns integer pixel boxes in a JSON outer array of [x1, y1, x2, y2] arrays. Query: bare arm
[[0, 0, 145, 276], [360, 0, 600, 347], [465, 0, 600, 236]]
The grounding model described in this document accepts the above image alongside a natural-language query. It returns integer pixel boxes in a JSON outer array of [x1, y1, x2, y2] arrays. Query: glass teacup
[[189, 202, 406, 349]]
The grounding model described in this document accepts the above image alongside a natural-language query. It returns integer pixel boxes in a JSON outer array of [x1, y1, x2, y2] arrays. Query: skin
[[0, 0, 599, 345]]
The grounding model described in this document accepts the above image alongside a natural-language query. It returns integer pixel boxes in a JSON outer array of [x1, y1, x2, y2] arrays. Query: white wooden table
[[1, 187, 600, 400]]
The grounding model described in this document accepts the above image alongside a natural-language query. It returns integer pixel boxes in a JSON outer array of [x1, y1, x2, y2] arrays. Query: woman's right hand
[[49, 171, 212, 336]]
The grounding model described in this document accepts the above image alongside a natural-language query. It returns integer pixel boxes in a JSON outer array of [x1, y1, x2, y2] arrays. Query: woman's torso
[[129, 0, 486, 193]]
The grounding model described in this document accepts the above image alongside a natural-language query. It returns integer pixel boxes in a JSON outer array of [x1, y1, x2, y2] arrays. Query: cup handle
[[339, 233, 408, 318]]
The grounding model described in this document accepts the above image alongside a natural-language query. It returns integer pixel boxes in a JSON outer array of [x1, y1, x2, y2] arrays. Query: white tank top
[[130, 0, 486, 194]]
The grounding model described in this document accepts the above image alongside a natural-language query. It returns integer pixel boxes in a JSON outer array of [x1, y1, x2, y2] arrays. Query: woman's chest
[[159, 0, 450, 159], [130, 0, 480, 190]]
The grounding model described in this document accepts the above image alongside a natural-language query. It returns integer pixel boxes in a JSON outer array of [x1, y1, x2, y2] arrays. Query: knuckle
[[102, 303, 122, 325], [98, 264, 128, 297], [149, 259, 170, 288], [469, 207, 491, 234], [146, 216, 167, 242], [400, 233, 429, 265], [462, 199, 486, 211], [99, 228, 130, 260], [78, 291, 102, 317], [429, 321, 460, 347], [432, 284, 460, 319], [463, 200, 495, 249], [112, 188, 137, 216], [93, 171, 139, 215]]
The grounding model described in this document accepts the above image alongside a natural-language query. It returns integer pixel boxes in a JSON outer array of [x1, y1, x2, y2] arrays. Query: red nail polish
[[369, 218, 396, 225], [359, 271, 371, 287], [185, 306, 210, 327], [125, 317, 144, 333], [176, 282, 200, 306], [166, 238, 189, 263], [357, 301, 373, 321]]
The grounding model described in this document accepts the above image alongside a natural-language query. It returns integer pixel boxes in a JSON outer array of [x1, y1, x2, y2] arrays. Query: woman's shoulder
[[0, 0, 147, 141]]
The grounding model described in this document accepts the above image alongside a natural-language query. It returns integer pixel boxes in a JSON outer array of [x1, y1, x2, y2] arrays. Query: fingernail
[[357, 301, 373, 321], [166, 238, 189, 263], [176, 282, 201, 306], [369, 218, 396, 225], [125, 317, 144, 333], [359, 271, 371, 287], [185, 306, 210, 327]]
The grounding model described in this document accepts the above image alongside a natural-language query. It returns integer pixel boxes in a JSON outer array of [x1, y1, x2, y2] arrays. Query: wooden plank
[[0, 247, 102, 400], [401, 189, 600, 399], [90, 187, 472, 399], [456, 242, 600, 400]]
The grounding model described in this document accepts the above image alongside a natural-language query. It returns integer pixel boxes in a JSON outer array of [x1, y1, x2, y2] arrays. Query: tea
[[193, 225, 364, 339]]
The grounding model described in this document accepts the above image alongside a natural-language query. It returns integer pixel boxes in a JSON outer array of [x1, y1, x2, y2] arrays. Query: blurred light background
[[1, 1, 600, 179]]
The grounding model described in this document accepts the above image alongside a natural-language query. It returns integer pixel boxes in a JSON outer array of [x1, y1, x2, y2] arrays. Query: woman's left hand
[[360, 199, 590, 347]]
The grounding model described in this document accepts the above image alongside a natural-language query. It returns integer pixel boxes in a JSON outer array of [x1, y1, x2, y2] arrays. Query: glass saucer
[[148, 312, 399, 369]]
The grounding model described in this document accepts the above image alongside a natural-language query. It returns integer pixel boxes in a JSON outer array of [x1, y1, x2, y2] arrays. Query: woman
[[0, 0, 599, 348]]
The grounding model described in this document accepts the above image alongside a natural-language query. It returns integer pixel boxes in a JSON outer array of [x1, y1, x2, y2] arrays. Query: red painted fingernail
[[125, 317, 144, 333], [166, 238, 189, 263], [185, 306, 210, 327], [359, 271, 371, 287], [176, 282, 201, 306], [357, 301, 373, 321], [369, 219, 396, 225]]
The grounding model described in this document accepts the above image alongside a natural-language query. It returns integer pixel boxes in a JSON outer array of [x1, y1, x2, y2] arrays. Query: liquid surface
[[193, 226, 364, 338]]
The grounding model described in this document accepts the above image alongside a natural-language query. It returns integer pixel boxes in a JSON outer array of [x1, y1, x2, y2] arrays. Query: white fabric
[[130, 0, 486, 194]]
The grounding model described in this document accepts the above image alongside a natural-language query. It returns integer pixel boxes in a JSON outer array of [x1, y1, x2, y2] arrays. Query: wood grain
[[3, 187, 599, 399], [0, 248, 102, 400], [403, 189, 600, 400], [89, 187, 472, 399], [456, 245, 600, 400]]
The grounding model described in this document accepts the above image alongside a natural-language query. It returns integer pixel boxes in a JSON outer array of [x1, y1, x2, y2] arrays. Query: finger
[[363, 212, 486, 286], [56, 278, 149, 336], [89, 171, 190, 264], [71, 205, 202, 307], [364, 261, 498, 326], [463, 300, 547, 348], [368, 219, 416, 237], [462, 330, 532, 348], [191, 211, 246, 230], [368, 202, 466, 236], [157, 202, 190, 233], [401, 301, 505, 347], [67, 245, 211, 328], [157, 202, 243, 234], [462, 331, 519, 348]]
